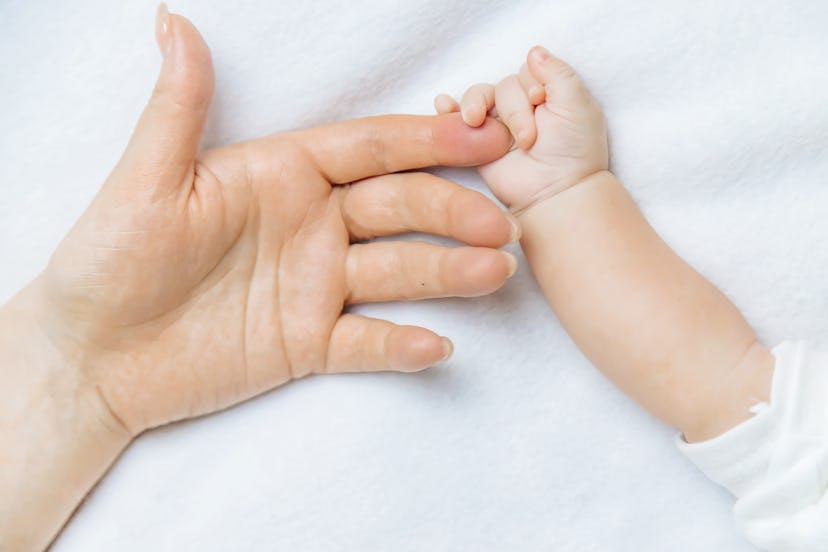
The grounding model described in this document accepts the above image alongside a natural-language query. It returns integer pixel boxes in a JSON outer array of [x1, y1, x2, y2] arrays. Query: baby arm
[[437, 47, 774, 442]]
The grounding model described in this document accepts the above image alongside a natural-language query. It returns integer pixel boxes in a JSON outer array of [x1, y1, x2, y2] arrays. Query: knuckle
[[503, 110, 527, 128], [148, 82, 208, 115], [273, 137, 312, 175], [389, 247, 406, 278], [364, 126, 389, 174]]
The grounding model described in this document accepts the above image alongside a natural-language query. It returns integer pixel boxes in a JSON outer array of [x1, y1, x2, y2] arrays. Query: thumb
[[526, 46, 585, 106], [113, 4, 215, 196]]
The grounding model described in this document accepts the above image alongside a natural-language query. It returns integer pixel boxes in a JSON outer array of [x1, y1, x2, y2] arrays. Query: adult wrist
[[0, 279, 131, 550]]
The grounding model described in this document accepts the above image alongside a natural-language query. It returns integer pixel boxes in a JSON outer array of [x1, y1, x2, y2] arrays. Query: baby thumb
[[527, 46, 584, 106], [113, 5, 215, 196]]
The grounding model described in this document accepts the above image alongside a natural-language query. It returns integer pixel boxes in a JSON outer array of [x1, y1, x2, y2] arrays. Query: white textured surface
[[2, 1, 827, 550]]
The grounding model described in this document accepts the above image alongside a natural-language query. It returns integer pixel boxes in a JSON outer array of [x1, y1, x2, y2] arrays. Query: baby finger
[[518, 63, 545, 105], [495, 75, 537, 150], [434, 93, 460, 114], [460, 83, 495, 127]]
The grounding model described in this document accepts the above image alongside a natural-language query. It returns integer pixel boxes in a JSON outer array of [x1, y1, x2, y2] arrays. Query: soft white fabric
[[2, 1, 828, 551], [679, 342, 828, 552]]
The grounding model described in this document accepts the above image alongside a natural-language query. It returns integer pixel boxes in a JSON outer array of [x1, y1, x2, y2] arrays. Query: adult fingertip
[[468, 117, 510, 161], [504, 252, 518, 278], [433, 113, 511, 166], [112, 6, 214, 198], [440, 338, 454, 361], [149, 10, 214, 118], [155, 3, 171, 57], [450, 190, 511, 247], [393, 326, 446, 372], [442, 247, 514, 297]]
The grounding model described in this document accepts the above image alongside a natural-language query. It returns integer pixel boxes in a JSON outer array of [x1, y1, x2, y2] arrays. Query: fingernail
[[155, 3, 171, 58], [532, 45, 551, 62], [528, 84, 543, 99], [504, 252, 518, 277], [440, 338, 454, 361], [506, 214, 522, 243], [516, 128, 528, 147]]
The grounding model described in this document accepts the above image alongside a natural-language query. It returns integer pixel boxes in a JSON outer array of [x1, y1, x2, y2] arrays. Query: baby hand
[[435, 46, 608, 213]]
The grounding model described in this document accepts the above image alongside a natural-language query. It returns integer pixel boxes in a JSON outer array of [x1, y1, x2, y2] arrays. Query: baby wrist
[[511, 170, 613, 218]]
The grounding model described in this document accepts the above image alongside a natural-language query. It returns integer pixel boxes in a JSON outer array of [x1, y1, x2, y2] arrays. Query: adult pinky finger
[[323, 314, 453, 374]]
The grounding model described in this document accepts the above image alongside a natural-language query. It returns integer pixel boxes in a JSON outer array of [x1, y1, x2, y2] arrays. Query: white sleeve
[[677, 341, 828, 552]]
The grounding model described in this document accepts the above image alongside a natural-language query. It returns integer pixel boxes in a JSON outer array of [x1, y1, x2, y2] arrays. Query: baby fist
[[436, 47, 608, 213]]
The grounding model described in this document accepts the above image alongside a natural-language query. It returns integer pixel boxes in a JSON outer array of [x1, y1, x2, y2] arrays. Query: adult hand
[[0, 7, 514, 550], [46, 7, 516, 435]]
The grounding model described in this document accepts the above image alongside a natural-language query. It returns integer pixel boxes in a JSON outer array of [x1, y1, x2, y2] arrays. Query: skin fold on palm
[[33, 10, 518, 436]]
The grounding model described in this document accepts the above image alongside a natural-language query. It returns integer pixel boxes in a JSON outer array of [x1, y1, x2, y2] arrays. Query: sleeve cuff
[[676, 341, 802, 497]]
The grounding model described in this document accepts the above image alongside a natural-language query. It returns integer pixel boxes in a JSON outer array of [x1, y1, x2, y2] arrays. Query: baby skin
[[436, 46, 775, 443]]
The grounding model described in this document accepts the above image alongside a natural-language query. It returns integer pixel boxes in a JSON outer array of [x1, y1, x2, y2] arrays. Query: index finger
[[291, 113, 512, 184]]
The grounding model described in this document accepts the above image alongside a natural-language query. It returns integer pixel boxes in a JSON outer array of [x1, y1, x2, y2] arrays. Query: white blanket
[[3, 1, 827, 550]]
